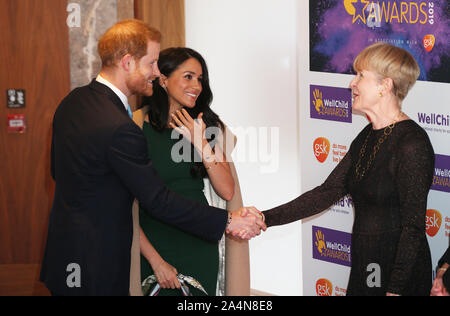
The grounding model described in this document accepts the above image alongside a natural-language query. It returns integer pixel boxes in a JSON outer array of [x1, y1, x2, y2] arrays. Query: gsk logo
[[316, 278, 333, 296], [426, 209, 442, 237], [423, 34, 435, 52], [314, 137, 330, 163]]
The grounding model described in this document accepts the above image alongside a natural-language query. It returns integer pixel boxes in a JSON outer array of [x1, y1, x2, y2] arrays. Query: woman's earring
[[379, 91, 383, 97]]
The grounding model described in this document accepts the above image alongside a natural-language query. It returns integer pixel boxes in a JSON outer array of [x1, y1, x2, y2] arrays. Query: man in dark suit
[[40, 19, 265, 296]]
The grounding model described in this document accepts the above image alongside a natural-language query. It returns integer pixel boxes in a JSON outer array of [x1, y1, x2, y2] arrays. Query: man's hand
[[431, 264, 449, 296], [225, 207, 267, 240]]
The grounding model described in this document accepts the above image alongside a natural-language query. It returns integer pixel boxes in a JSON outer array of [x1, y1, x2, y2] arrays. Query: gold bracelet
[[205, 160, 218, 170]]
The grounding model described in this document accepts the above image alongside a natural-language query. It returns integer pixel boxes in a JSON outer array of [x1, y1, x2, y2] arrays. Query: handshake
[[225, 207, 267, 240]]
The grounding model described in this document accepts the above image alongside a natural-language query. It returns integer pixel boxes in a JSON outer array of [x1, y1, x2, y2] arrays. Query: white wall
[[185, 0, 301, 295]]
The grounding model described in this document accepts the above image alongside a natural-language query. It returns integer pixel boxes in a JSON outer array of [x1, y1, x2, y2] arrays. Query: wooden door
[[135, 0, 185, 50], [134, 0, 185, 108], [0, 0, 70, 295]]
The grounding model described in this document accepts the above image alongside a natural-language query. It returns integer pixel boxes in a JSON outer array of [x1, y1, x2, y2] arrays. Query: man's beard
[[126, 69, 154, 97]]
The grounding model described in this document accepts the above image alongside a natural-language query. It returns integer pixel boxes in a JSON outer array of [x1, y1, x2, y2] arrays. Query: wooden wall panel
[[134, 0, 185, 108], [0, 0, 70, 265], [135, 0, 185, 50], [118, 0, 135, 21]]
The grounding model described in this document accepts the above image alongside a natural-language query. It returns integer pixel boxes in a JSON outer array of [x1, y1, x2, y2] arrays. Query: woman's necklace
[[354, 111, 403, 182]]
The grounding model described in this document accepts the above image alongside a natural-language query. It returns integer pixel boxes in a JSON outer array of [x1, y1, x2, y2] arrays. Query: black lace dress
[[264, 120, 435, 296]]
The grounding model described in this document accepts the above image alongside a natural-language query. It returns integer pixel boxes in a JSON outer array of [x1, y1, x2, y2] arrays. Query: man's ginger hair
[[98, 19, 161, 68]]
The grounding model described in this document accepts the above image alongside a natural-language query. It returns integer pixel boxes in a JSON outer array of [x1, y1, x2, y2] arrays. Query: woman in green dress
[[139, 47, 235, 296]]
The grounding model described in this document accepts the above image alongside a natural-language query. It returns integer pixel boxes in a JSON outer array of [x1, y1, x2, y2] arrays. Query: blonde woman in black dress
[[262, 43, 435, 296]]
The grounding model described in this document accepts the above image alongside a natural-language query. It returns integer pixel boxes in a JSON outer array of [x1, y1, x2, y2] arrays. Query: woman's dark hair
[[142, 47, 224, 178]]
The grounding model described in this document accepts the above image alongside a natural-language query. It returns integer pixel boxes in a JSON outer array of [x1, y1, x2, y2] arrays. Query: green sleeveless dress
[[139, 121, 219, 296]]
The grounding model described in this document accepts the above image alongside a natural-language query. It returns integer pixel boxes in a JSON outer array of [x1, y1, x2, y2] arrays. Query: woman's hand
[[169, 108, 235, 200], [151, 259, 180, 289], [139, 227, 180, 290], [170, 109, 206, 152]]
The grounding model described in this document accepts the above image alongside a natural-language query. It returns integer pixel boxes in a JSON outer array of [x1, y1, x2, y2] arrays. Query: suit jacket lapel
[[88, 79, 129, 117]]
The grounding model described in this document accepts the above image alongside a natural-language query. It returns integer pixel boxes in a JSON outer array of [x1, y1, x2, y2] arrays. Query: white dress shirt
[[96, 75, 132, 117]]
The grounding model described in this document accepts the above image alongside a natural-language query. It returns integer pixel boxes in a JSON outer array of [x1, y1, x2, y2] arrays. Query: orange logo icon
[[316, 279, 333, 296], [423, 35, 435, 52], [314, 138, 330, 163], [426, 209, 442, 237]]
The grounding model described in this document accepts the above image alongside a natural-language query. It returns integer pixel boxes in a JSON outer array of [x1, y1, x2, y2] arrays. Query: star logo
[[343, 0, 358, 15], [351, 0, 369, 24]]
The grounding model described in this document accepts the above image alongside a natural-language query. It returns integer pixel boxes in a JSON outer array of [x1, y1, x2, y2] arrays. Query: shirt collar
[[96, 75, 130, 112]]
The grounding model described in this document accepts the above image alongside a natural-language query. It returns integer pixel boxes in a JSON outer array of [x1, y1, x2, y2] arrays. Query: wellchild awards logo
[[342, 1, 437, 52], [312, 226, 352, 267], [310, 85, 352, 123], [431, 154, 450, 193]]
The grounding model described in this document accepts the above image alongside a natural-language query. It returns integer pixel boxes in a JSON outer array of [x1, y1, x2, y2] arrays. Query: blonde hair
[[98, 19, 161, 68], [353, 42, 420, 101]]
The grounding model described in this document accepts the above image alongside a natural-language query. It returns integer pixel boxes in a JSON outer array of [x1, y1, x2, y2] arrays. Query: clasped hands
[[226, 207, 267, 240]]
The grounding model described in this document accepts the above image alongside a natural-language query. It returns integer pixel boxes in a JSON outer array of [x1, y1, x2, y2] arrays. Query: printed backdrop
[[310, 0, 450, 83], [301, 0, 450, 296]]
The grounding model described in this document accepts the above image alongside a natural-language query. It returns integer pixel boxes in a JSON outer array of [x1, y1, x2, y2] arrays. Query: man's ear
[[120, 54, 135, 72]]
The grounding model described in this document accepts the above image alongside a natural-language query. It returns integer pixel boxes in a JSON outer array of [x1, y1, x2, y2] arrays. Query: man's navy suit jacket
[[40, 80, 227, 296]]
